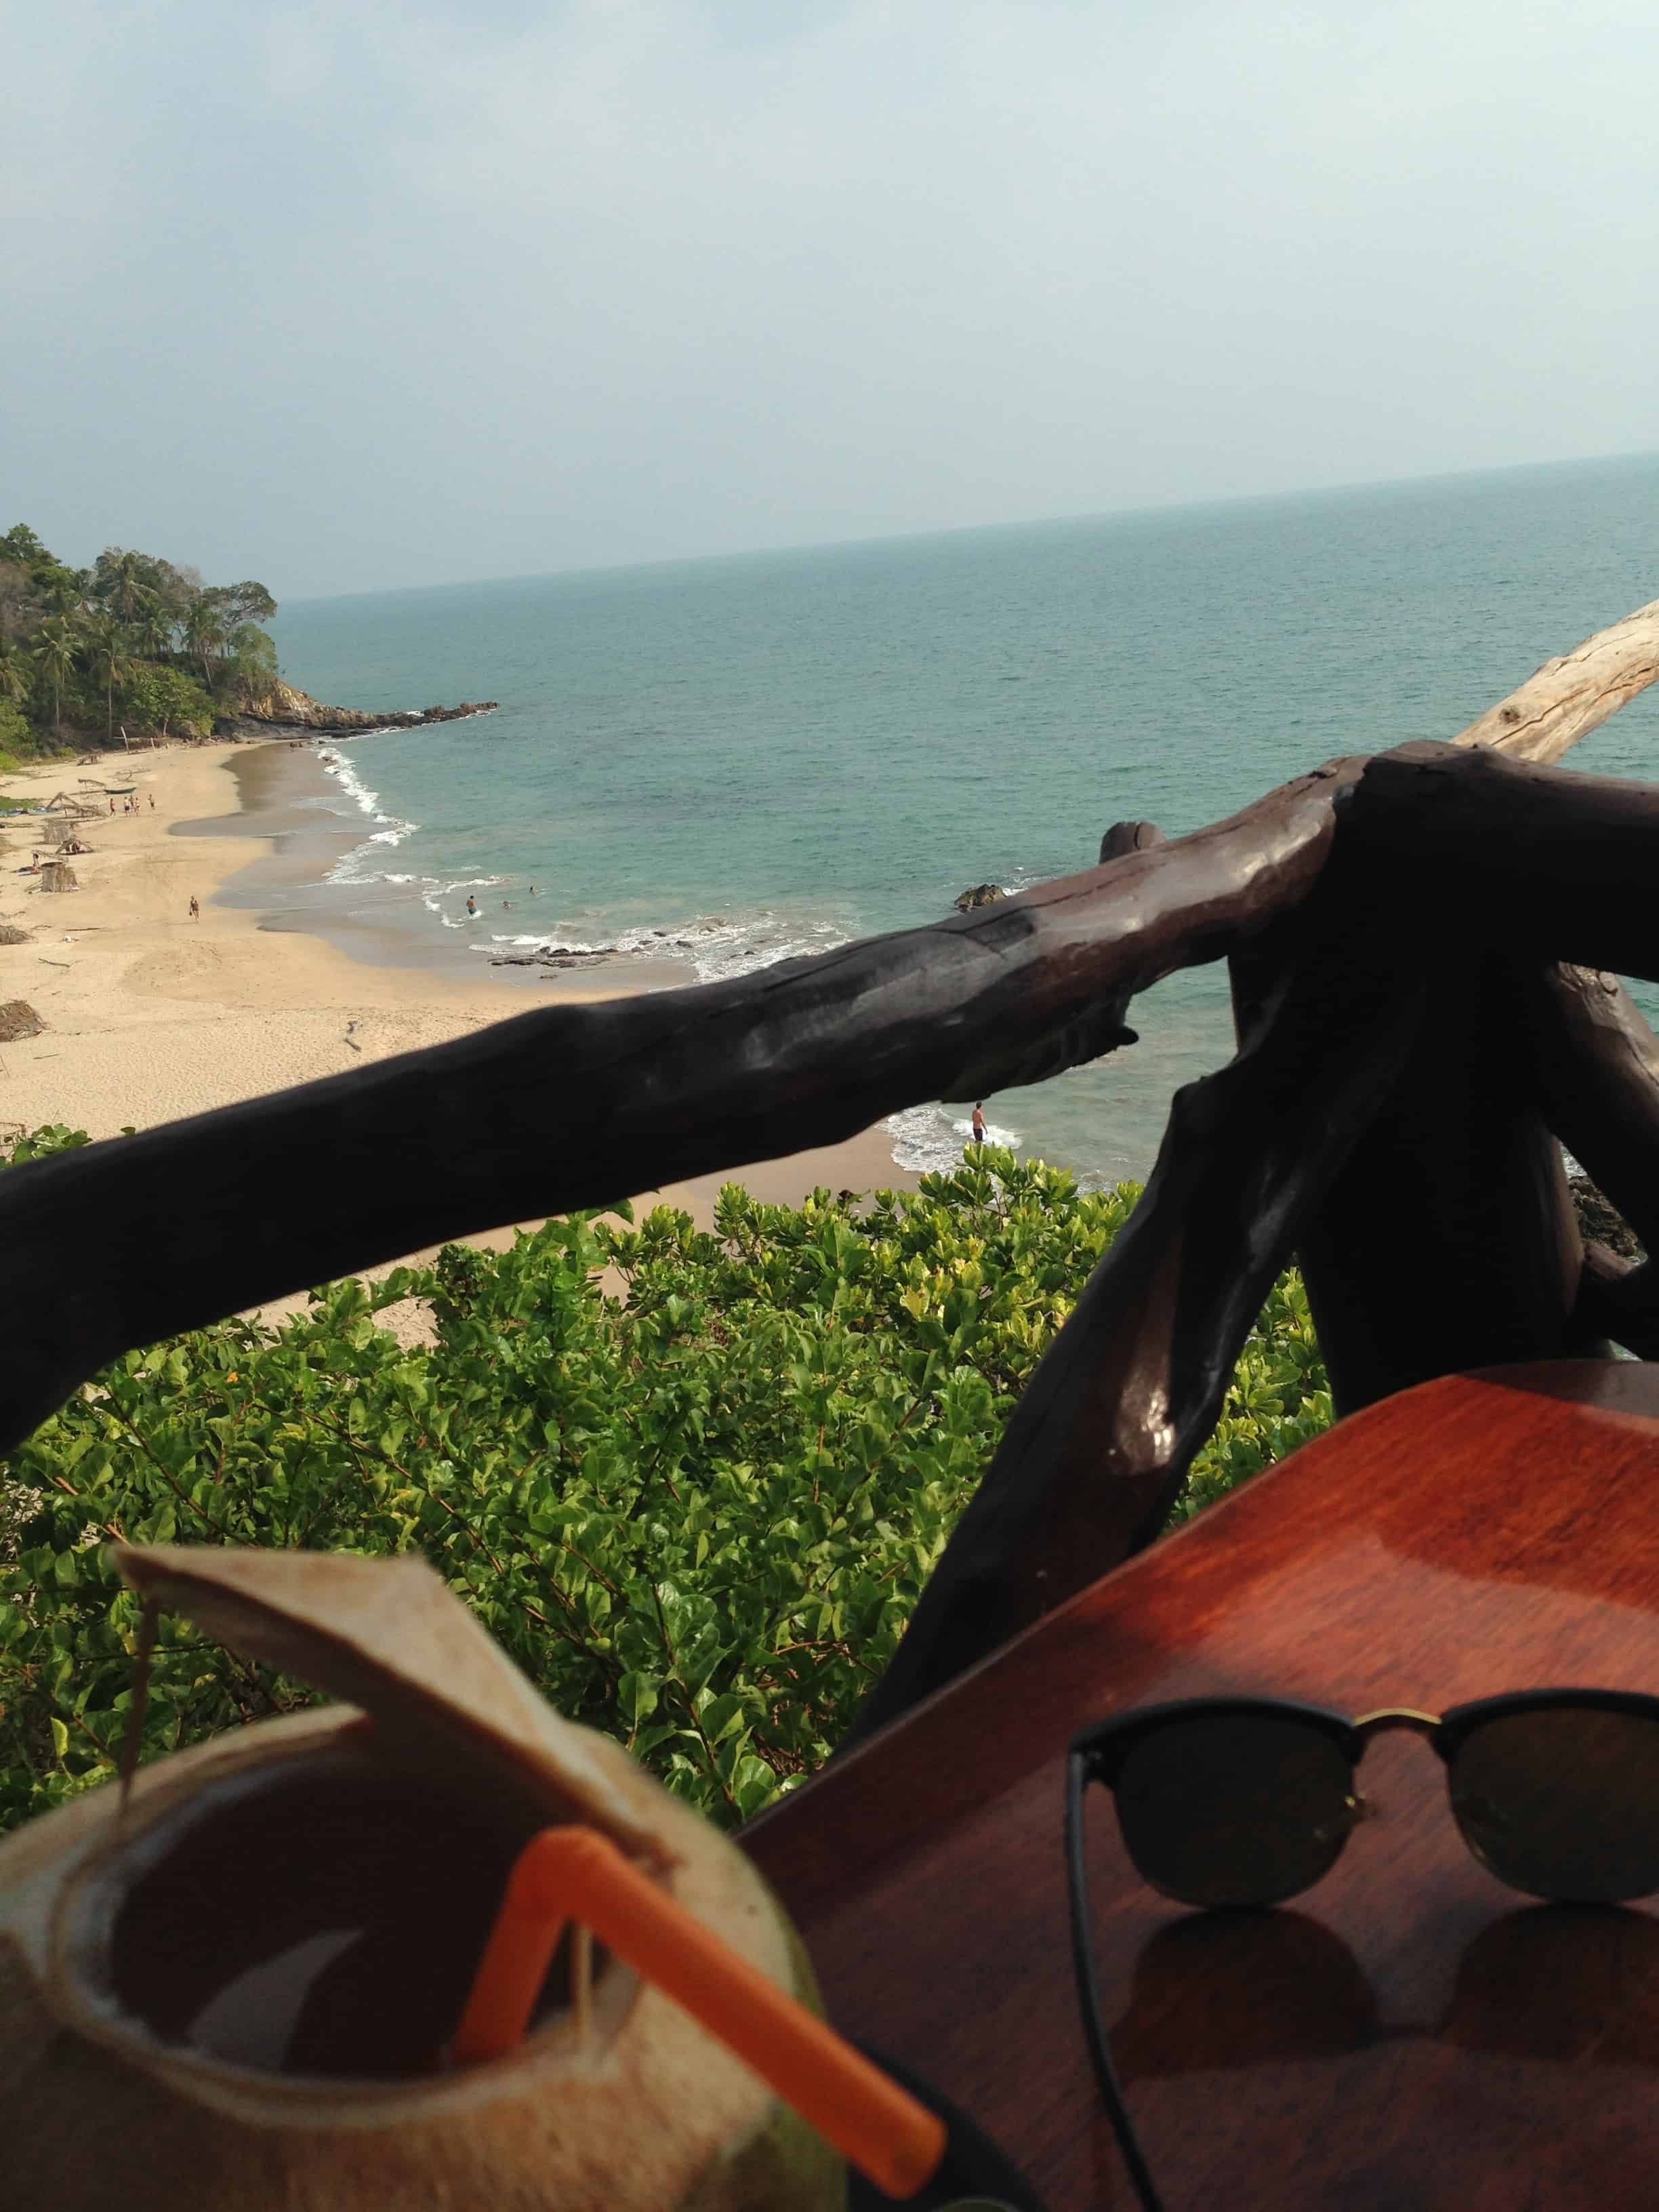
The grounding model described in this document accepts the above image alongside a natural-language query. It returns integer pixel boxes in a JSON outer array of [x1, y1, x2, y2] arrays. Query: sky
[[5, 0, 1658, 601]]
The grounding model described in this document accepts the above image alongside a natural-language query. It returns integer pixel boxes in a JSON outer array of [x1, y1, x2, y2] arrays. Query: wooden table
[[743, 1364, 1659, 2210]]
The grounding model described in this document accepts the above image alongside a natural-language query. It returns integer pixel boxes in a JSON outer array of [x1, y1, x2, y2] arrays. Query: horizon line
[[268, 441, 1656, 610]]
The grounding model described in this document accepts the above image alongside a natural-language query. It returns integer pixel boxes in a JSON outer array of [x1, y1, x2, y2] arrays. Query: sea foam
[[316, 745, 418, 884]]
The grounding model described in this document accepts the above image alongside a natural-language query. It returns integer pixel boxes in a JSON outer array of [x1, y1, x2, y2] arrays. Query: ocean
[[268, 453, 1659, 1188]]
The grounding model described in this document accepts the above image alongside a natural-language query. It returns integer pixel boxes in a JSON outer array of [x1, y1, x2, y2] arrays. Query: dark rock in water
[[0, 1000, 44, 1042], [491, 944, 613, 968], [1570, 1172, 1643, 1260], [213, 680, 500, 741], [954, 883, 1007, 913]]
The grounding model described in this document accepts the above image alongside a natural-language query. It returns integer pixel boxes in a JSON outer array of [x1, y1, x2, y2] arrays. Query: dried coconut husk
[[0, 1547, 844, 2211]]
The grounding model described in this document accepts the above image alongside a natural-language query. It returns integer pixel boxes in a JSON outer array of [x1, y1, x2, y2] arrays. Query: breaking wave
[[316, 745, 417, 885], [883, 1103, 1022, 1174], [471, 908, 854, 983]]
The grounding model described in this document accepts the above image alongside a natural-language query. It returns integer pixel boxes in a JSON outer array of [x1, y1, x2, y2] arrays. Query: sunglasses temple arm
[[1065, 1753, 1165, 2212]]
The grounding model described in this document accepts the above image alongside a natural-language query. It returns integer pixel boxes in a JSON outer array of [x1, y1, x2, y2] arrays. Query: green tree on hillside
[[36, 567, 87, 619], [30, 618, 78, 737], [84, 613, 131, 743], [0, 522, 280, 756], [182, 594, 225, 683], [92, 548, 157, 627], [122, 663, 215, 738], [0, 527, 48, 570]]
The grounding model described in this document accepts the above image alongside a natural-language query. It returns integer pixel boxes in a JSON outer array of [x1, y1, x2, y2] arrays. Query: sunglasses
[[1065, 1689, 1659, 2212]]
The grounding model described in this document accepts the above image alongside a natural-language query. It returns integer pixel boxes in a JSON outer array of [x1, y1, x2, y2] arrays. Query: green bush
[[0, 700, 33, 761], [120, 663, 216, 738], [0, 1139, 1329, 1833]]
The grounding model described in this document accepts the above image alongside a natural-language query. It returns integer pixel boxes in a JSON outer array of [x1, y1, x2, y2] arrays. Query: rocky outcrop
[[954, 882, 1007, 913], [214, 681, 498, 740], [1570, 1171, 1642, 1260]]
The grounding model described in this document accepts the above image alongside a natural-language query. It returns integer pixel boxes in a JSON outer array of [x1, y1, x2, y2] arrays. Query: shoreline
[[0, 742, 924, 1300], [205, 737, 700, 996]]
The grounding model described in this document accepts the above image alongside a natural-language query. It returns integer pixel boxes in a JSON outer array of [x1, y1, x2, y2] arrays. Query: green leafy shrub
[[0, 699, 33, 761], [120, 664, 216, 738], [0, 1137, 1330, 1833]]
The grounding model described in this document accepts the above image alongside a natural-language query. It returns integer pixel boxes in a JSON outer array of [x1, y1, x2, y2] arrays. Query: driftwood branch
[[1340, 741, 1659, 980], [1519, 963, 1659, 1255], [1450, 596, 1659, 764], [847, 877, 1424, 1742], [0, 767, 1349, 1455], [1280, 953, 1590, 1417]]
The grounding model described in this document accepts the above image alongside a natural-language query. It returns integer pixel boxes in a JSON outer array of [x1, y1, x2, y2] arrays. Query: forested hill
[[0, 523, 280, 763]]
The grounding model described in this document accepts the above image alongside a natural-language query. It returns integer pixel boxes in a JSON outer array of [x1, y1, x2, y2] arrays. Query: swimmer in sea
[[466, 895, 478, 918]]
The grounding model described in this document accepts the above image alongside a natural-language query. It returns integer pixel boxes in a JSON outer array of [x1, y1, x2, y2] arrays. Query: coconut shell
[[0, 1547, 846, 2211]]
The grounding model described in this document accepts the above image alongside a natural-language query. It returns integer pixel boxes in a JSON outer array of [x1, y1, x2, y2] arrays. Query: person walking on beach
[[188, 896, 200, 922], [970, 1103, 987, 1145]]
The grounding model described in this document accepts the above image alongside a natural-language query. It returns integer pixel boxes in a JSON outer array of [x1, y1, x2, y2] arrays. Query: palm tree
[[0, 638, 28, 710], [85, 613, 131, 743], [183, 595, 225, 684], [102, 550, 153, 626], [134, 605, 174, 661], [38, 568, 88, 619], [32, 619, 79, 739]]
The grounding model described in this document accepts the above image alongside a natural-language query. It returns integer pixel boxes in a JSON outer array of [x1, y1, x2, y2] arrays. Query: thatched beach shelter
[[37, 863, 77, 894], [0, 1002, 43, 1043]]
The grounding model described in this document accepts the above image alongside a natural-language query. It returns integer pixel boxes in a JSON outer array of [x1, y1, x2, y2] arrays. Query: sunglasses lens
[[1111, 1714, 1355, 1907], [1449, 1704, 1659, 1903]]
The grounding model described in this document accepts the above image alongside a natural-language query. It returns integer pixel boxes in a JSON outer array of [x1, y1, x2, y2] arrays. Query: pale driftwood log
[[846, 877, 1424, 1741], [1451, 595, 1659, 764], [0, 765, 1352, 1456]]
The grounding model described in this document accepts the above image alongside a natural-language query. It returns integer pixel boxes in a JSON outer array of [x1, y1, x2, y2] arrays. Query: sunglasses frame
[[1064, 1687, 1659, 2212]]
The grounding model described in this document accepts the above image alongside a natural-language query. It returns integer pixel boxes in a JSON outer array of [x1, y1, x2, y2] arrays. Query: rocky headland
[[214, 680, 498, 741]]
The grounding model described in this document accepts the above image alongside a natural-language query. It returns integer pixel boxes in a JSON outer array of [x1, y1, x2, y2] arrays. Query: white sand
[[0, 743, 920, 1336]]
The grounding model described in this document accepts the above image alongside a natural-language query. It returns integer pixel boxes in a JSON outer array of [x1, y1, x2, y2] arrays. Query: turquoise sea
[[270, 453, 1659, 1187]]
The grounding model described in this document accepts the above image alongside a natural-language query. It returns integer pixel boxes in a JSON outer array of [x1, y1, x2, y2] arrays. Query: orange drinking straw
[[452, 1825, 947, 2202]]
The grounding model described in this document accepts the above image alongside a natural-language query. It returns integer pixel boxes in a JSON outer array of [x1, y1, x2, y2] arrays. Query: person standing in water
[[970, 1103, 987, 1145], [466, 895, 478, 918]]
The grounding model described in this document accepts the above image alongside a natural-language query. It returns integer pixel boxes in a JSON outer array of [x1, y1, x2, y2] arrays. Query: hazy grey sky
[[5, 1, 1657, 600]]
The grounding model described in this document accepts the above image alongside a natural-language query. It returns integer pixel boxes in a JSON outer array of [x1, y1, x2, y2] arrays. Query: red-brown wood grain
[[744, 1364, 1659, 2210]]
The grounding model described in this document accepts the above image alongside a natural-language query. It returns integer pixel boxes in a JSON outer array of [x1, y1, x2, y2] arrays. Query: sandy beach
[[0, 741, 920, 1319]]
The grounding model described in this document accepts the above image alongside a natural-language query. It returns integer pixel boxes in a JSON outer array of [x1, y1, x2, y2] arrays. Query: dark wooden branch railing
[[0, 764, 1347, 1452], [5, 595, 1659, 1739], [847, 867, 1425, 1740]]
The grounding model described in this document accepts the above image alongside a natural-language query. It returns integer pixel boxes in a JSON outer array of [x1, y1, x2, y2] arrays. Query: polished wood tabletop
[[743, 1362, 1659, 2210]]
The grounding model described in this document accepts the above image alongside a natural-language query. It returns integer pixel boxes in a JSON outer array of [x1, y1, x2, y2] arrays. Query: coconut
[[0, 1545, 845, 2211]]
